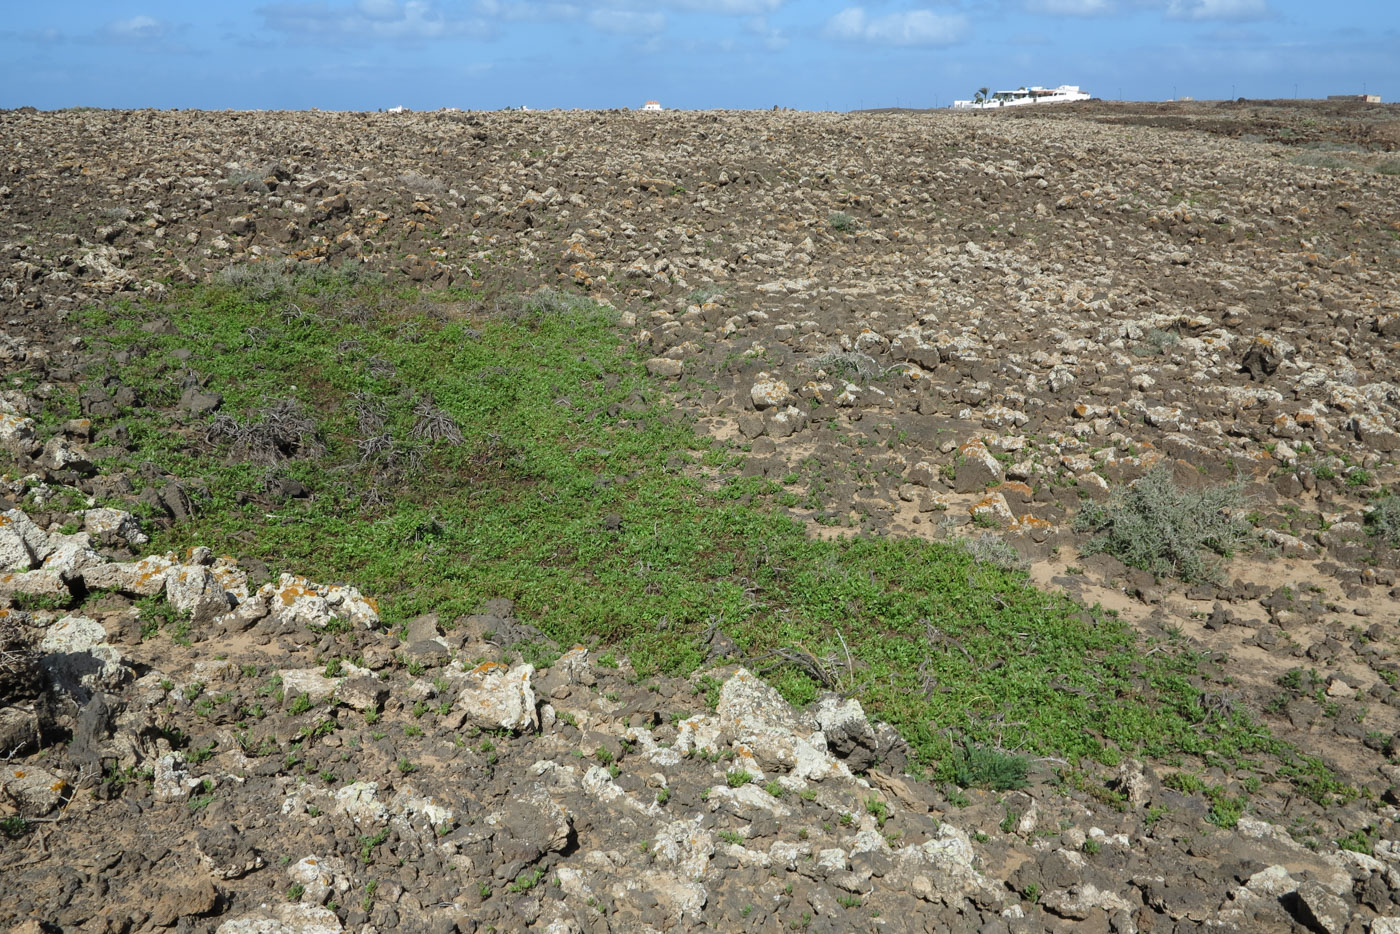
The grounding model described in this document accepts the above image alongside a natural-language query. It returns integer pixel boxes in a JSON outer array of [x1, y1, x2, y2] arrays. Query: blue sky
[[2, 1, 1395, 111]]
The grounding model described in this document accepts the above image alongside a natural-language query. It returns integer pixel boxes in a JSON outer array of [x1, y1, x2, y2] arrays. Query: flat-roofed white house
[[951, 85, 1090, 110]]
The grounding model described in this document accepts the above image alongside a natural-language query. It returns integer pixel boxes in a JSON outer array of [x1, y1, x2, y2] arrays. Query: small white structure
[[641, 100, 663, 112], [951, 85, 1090, 110], [386, 105, 406, 114]]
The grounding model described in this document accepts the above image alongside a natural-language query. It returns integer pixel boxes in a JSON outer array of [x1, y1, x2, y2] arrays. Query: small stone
[[84, 507, 149, 546], [1240, 336, 1285, 381], [1, 510, 50, 569], [653, 817, 714, 881], [1290, 880, 1349, 934], [280, 669, 340, 706], [262, 574, 380, 630], [953, 440, 1004, 494], [337, 676, 387, 711], [749, 372, 792, 410], [645, 357, 684, 378], [215, 902, 344, 933], [180, 387, 224, 414], [0, 569, 71, 600], [81, 553, 175, 596], [1325, 678, 1355, 699], [0, 412, 37, 454], [166, 565, 234, 623], [2, 764, 70, 815], [812, 695, 878, 771], [450, 662, 539, 732], [39, 615, 128, 700], [148, 877, 219, 927]]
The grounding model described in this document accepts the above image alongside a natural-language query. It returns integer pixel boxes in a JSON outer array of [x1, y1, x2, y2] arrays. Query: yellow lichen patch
[[279, 584, 313, 606], [970, 495, 1014, 525], [471, 661, 508, 677], [994, 481, 1034, 502]]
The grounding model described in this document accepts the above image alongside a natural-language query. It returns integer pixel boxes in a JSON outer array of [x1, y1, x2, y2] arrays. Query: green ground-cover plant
[[942, 744, 1029, 791], [1075, 468, 1252, 584], [58, 269, 1332, 793]]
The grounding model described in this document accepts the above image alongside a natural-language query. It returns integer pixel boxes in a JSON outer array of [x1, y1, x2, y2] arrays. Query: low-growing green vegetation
[[941, 744, 1029, 791], [55, 267, 1336, 793]]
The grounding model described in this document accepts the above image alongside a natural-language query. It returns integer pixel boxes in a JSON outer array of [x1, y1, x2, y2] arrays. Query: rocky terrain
[[1, 99, 1399, 932]]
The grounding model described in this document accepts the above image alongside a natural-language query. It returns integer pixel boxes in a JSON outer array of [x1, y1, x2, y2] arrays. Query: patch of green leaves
[[358, 827, 390, 865], [507, 868, 544, 894], [62, 276, 1318, 797], [941, 744, 1029, 791]]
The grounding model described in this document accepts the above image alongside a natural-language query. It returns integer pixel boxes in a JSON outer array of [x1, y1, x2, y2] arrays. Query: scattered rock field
[[1, 99, 1399, 932]]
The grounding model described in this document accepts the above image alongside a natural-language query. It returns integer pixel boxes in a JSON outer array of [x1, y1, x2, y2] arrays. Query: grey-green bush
[[1074, 468, 1251, 583], [1367, 494, 1400, 546]]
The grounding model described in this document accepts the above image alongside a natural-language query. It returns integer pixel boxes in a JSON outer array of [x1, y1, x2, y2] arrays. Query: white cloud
[[1166, 0, 1269, 20], [824, 7, 968, 46], [474, 0, 580, 21], [745, 15, 788, 49], [258, 1, 491, 42], [664, 0, 785, 12], [474, 0, 775, 22], [1024, 0, 1115, 14], [357, 0, 399, 17], [105, 15, 168, 41], [587, 9, 666, 34]]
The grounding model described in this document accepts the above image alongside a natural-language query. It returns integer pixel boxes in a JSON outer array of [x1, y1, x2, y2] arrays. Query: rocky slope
[[0, 487, 1398, 933], [1, 100, 1399, 932]]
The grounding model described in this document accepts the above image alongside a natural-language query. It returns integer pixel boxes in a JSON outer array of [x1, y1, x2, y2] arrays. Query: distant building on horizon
[[1327, 94, 1382, 103], [951, 85, 1090, 110], [641, 100, 663, 111]]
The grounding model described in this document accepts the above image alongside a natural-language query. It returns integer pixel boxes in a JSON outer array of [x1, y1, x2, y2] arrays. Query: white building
[[641, 100, 663, 111], [951, 85, 1091, 110]]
